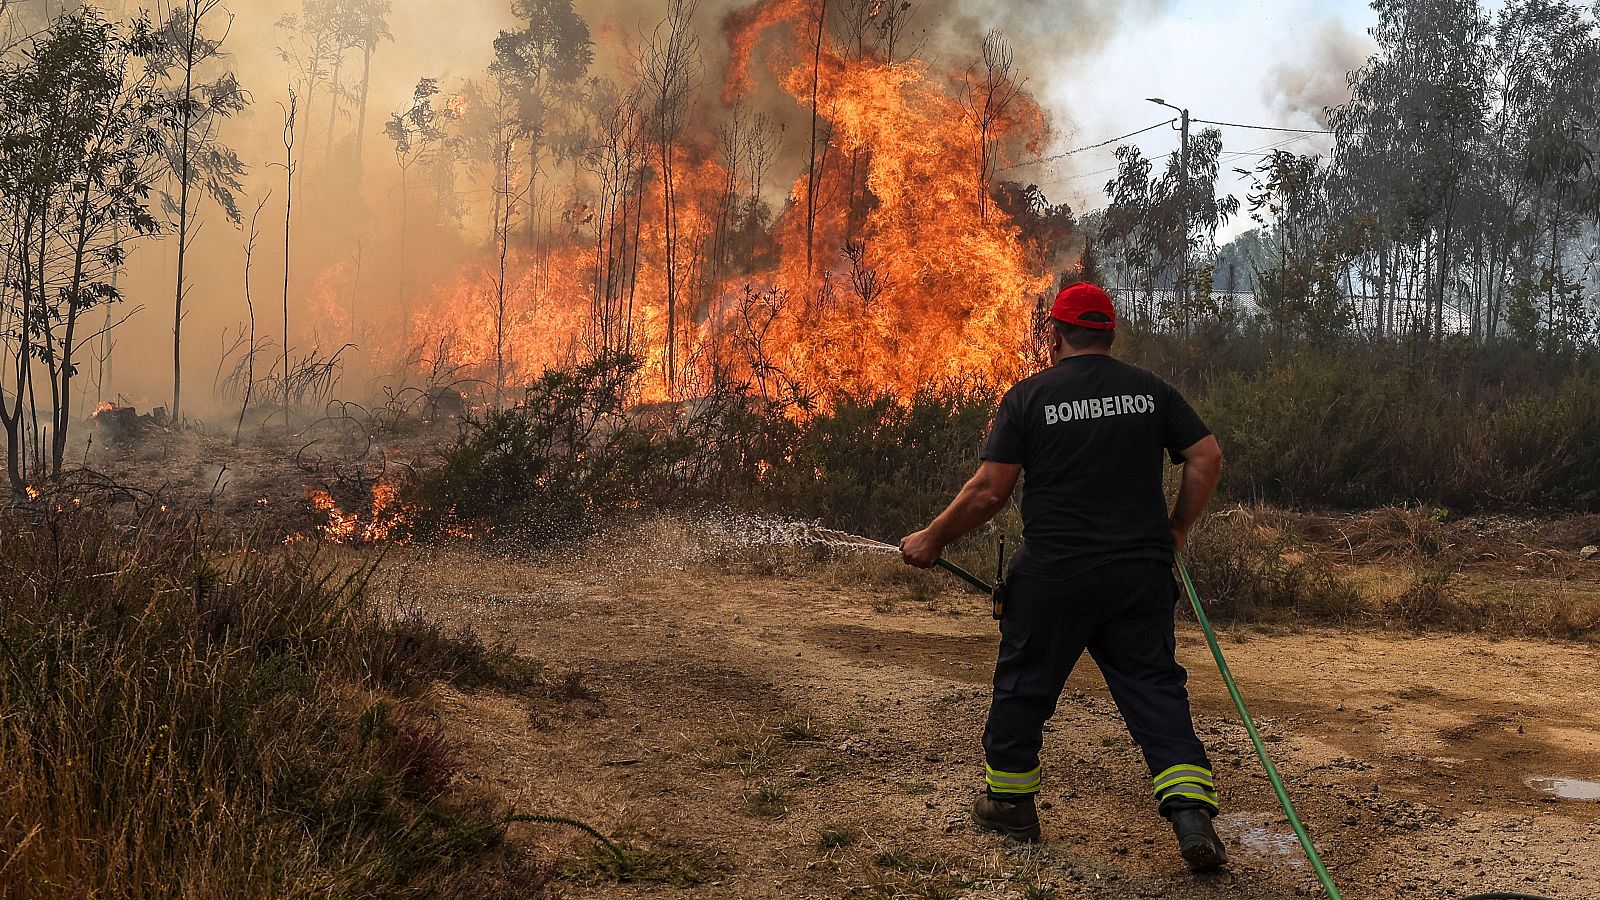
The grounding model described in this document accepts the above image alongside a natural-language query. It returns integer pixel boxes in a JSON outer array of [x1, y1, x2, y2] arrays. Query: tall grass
[[1181, 509, 1365, 624], [0, 510, 524, 899]]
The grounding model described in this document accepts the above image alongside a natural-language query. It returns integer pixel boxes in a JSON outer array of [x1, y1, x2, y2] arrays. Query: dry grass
[[0, 508, 540, 899], [1187, 505, 1600, 639], [1183, 506, 1367, 624]]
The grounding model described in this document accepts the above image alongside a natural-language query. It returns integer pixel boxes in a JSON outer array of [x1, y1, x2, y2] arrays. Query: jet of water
[[695, 512, 899, 555]]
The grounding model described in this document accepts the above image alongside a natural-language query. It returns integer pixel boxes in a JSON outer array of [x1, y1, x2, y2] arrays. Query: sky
[[1015, 0, 1381, 240]]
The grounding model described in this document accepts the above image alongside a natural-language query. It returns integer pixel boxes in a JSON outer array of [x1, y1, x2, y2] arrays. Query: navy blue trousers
[[981, 559, 1218, 817]]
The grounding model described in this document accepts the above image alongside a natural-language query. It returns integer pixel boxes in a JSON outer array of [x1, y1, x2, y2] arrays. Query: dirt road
[[405, 540, 1600, 899]]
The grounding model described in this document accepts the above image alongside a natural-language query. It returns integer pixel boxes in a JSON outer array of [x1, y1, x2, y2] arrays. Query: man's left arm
[[900, 461, 1022, 567], [1169, 435, 1223, 551]]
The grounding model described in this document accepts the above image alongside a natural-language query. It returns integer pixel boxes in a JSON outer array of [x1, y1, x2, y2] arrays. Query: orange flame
[[319, 4, 1053, 407], [305, 480, 411, 543]]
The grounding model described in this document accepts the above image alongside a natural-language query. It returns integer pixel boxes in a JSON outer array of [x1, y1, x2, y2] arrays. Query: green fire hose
[[924, 548, 1558, 900], [935, 557, 993, 593], [1175, 553, 1344, 899]]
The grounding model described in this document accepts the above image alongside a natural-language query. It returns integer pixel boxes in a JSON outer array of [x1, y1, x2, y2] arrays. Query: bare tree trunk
[[398, 164, 410, 346], [172, 0, 199, 425], [27, 208, 46, 481], [531, 144, 542, 251], [495, 135, 511, 407], [805, 0, 827, 273], [1435, 206, 1453, 346], [661, 132, 677, 390], [54, 183, 97, 475], [325, 46, 344, 158], [236, 196, 267, 444], [627, 162, 646, 353], [280, 92, 297, 427], [355, 45, 372, 176]]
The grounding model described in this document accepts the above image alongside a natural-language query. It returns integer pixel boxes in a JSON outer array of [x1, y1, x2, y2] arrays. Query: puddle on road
[[1214, 814, 1306, 870], [1525, 775, 1600, 800]]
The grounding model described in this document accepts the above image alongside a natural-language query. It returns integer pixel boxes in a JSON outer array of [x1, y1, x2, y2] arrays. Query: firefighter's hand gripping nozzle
[[992, 536, 1007, 621]]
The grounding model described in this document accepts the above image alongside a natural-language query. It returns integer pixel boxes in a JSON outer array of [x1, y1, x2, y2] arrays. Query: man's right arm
[[899, 460, 1022, 567], [1169, 434, 1223, 551]]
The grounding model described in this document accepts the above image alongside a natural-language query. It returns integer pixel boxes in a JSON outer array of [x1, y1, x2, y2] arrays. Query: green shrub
[[1189, 346, 1600, 511], [409, 339, 1600, 554], [756, 386, 1000, 541], [412, 352, 705, 537]]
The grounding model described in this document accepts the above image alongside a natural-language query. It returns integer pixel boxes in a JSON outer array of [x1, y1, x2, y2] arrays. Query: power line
[[1219, 133, 1317, 162], [1009, 116, 1339, 178], [1001, 118, 1176, 171], [1192, 116, 1342, 135], [1034, 135, 1302, 190]]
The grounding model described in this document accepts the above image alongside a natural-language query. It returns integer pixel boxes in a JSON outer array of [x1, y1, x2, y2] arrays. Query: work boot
[[970, 793, 1041, 842], [1169, 808, 1227, 873]]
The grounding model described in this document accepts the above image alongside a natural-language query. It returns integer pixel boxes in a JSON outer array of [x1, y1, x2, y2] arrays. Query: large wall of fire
[[107, 0, 1072, 410]]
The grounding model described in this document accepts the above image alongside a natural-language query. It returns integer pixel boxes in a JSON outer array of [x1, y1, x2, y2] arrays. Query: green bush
[[754, 386, 1000, 541], [1184, 345, 1600, 511], [412, 352, 709, 538], [409, 337, 1600, 555], [411, 357, 1004, 546]]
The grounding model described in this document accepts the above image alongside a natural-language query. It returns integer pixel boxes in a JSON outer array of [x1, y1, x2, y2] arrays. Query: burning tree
[[369, 0, 1058, 406], [640, 0, 702, 397], [964, 29, 1025, 225]]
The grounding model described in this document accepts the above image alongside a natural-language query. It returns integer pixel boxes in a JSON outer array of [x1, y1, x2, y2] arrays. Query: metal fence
[[1103, 287, 1474, 336]]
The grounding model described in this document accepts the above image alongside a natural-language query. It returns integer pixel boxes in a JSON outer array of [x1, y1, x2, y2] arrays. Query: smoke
[[921, 0, 1176, 70], [1260, 17, 1372, 128]]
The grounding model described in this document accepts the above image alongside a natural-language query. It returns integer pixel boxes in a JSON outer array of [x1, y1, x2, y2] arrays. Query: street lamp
[[1148, 98, 1192, 319]]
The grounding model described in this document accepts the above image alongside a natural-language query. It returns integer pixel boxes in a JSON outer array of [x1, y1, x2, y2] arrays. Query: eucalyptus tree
[[150, 0, 247, 424], [1100, 127, 1237, 332], [338, 0, 391, 170], [275, 0, 342, 160], [492, 0, 593, 245], [1495, 0, 1600, 353], [384, 77, 460, 342], [1328, 0, 1492, 344], [0, 10, 169, 486], [1238, 151, 1350, 345]]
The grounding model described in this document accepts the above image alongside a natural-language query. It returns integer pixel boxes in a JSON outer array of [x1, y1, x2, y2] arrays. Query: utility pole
[[1149, 98, 1190, 327]]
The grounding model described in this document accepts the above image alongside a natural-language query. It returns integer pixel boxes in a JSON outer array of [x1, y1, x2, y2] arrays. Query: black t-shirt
[[982, 354, 1211, 579]]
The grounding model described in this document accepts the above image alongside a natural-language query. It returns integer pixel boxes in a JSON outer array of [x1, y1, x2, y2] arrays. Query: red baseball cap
[[1050, 282, 1116, 330]]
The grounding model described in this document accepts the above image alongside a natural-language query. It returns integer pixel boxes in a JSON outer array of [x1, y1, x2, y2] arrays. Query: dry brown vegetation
[[0, 508, 588, 899], [1183, 504, 1600, 639]]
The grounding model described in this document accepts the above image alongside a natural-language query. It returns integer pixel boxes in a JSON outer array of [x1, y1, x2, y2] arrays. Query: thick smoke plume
[[1261, 16, 1371, 128]]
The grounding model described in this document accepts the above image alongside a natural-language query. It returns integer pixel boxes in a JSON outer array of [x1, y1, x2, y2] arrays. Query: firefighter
[[899, 281, 1228, 872]]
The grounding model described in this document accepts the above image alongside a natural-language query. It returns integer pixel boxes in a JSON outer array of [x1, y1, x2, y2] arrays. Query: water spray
[[799, 524, 996, 595]]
